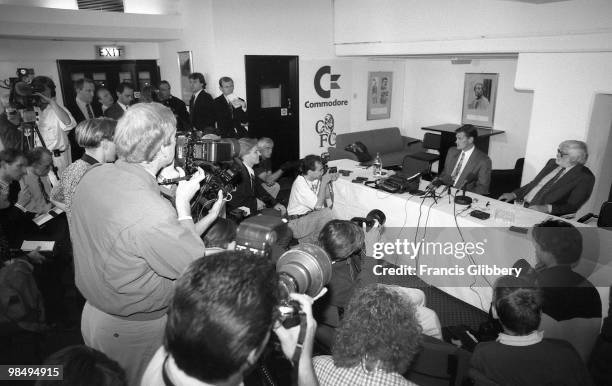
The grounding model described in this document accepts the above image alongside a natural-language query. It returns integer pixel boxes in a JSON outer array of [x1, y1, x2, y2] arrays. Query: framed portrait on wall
[[177, 51, 193, 104], [367, 71, 392, 120], [461, 73, 499, 128]]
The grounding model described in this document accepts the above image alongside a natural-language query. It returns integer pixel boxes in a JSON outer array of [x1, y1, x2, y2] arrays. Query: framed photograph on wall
[[177, 51, 193, 105], [461, 73, 498, 128], [367, 71, 392, 120]]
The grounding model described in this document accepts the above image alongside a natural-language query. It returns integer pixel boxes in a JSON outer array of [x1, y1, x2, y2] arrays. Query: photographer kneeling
[[141, 251, 319, 386], [286, 155, 336, 244], [314, 220, 380, 350]]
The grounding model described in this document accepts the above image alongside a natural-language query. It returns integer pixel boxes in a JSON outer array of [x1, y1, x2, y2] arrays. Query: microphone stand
[[422, 184, 441, 204]]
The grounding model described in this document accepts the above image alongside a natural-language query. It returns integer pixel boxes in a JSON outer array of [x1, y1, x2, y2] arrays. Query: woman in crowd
[[313, 284, 423, 385], [50, 117, 116, 218]]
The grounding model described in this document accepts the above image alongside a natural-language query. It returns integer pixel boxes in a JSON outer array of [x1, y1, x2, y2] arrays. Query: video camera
[[170, 133, 242, 204], [9, 72, 47, 110], [235, 215, 332, 328]]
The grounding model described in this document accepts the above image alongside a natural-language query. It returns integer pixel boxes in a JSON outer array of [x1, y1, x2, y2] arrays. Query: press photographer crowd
[[1, 74, 610, 386]]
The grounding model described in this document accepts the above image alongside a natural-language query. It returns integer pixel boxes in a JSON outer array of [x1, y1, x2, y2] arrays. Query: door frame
[[245, 55, 300, 167]]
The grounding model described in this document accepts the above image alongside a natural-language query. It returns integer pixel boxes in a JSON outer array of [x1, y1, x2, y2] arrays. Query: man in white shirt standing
[[31, 76, 76, 175], [287, 155, 337, 244], [435, 124, 491, 195]]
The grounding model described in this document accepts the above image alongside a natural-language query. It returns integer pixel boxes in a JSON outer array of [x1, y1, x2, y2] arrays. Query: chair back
[[540, 313, 602, 362], [405, 335, 472, 386], [598, 201, 612, 228], [423, 133, 441, 151], [402, 156, 431, 177]]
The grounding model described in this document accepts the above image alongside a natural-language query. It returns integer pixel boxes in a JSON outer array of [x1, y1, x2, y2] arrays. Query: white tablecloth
[[329, 159, 611, 313]]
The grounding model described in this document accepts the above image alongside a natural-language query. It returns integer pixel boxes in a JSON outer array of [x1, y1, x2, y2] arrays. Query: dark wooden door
[[245, 55, 299, 169], [57, 60, 159, 109]]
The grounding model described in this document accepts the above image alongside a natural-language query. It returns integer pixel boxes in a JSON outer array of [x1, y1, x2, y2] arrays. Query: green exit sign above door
[[95, 45, 126, 59]]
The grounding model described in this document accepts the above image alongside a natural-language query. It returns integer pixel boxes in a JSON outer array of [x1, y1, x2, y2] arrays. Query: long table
[[329, 159, 611, 313]]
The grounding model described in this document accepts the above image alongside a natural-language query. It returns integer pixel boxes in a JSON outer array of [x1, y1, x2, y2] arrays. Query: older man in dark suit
[[435, 124, 492, 195], [499, 140, 594, 216]]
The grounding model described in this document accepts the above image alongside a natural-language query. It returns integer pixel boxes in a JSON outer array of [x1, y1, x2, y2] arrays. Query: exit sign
[[96, 45, 125, 59]]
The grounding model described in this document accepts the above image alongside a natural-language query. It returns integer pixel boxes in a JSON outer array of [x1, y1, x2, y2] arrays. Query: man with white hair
[[499, 140, 595, 216], [70, 102, 223, 385]]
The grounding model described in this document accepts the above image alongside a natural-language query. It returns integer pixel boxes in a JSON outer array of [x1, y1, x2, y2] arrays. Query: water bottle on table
[[373, 152, 382, 178]]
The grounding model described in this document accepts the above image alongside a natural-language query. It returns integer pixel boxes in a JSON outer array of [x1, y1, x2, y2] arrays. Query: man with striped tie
[[499, 140, 595, 216], [66, 78, 101, 160], [435, 124, 492, 195]]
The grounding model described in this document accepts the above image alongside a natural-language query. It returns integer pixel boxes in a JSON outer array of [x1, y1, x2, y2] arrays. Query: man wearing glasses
[[499, 140, 594, 216]]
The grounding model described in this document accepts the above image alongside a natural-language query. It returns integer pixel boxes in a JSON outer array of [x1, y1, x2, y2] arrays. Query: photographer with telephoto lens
[[141, 251, 324, 386]]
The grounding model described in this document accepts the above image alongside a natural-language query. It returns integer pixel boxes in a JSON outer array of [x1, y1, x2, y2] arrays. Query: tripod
[[20, 117, 60, 180]]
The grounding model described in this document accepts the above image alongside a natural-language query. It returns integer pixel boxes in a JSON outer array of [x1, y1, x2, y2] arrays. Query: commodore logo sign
[[314, 66, 341, 98]]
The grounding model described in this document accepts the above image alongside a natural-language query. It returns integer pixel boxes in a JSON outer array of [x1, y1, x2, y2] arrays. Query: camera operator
[[70, 103, 224, 386], [286, 155, 336, 244], [30, 76, 77, 175], [141, 251, 319, 386], [0, 100, 23, 151]]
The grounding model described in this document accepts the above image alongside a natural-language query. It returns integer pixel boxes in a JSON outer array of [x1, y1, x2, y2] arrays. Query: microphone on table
[[454, 173, 477, 205]]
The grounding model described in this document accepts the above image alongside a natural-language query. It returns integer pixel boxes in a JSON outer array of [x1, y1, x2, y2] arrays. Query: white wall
[[158, 0, 216, 98], [0, 39, 159, 103], [0, 0, 76, 8], [515, 52, 612, 215], [0, 4, 180, 41], [402, 58, 533, 170], [586, 94, 612, 212], [334, 0, 612, 55], [208, 0, 335, 100], [349, 59, 406, 132]]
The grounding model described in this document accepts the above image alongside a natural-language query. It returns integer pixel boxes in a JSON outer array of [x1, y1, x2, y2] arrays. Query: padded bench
[[328, 127, 421, 167]]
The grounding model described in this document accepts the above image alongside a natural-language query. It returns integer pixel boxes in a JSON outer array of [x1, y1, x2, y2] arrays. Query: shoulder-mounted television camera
[[168, 133, 242, 206]]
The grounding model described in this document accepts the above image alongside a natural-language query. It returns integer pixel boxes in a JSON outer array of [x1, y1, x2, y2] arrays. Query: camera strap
[[290, 312, 308, 386]]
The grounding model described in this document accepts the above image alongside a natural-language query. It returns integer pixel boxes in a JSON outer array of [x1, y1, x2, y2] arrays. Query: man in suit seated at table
[[499, 140, 594, 216], [434, 124, 491, 195]]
